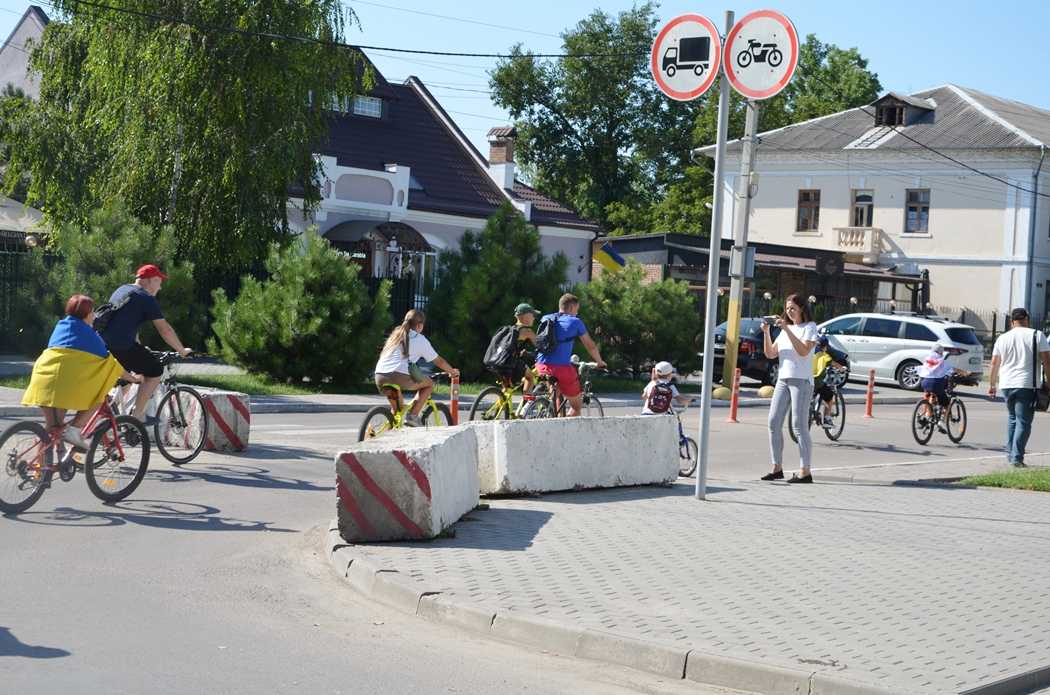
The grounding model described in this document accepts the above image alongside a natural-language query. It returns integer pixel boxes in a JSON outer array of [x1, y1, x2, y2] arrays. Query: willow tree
[[0, 1, 370, 271]]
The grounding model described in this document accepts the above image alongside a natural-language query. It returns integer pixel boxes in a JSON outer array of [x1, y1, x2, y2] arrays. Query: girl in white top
[[374, 310, 459, 427], [760, 294, 819, 483]]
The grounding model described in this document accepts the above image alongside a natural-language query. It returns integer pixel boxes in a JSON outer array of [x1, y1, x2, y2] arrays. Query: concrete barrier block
[[685, 650, 812, 695], [476, 415, 678, 495], [336, 427, 478, 543], [199, 390, 250, 452], [577, 630, 687, 679]]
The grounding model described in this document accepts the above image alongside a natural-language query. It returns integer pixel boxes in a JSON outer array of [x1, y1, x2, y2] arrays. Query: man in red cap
[[98, 264, 193, 424]]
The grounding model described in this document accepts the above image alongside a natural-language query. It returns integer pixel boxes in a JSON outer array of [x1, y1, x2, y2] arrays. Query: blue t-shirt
[[99, 285, 164, 350], [536, 312, 587, 366], [48, 315, 109, 358]]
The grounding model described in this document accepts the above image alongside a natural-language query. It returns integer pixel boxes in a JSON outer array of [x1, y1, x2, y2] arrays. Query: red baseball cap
[[135, 264, 168, 280]]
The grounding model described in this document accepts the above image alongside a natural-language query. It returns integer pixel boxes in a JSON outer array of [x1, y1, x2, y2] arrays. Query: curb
[[324, 520, 919, 695]]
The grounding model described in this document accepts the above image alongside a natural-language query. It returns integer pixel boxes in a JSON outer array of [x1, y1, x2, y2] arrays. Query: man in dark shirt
[[100, 264, 192, 424]]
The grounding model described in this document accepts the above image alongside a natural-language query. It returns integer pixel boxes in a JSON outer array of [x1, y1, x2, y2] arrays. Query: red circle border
[[650, 14, 722, 102], [723, 9, 799, 100]]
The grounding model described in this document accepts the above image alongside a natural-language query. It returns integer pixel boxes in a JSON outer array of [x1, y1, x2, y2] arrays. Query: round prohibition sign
[[650, 14, 721, 101], [723, 9, 799, 100]]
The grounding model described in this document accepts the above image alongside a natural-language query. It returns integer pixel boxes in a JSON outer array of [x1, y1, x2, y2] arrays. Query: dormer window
[[876, 105, 904, 126], [352, 96, 383, 118]]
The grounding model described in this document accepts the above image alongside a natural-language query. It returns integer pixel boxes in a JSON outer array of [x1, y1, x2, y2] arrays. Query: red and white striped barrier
[[200, 391, 250, 452], [336, 427, 478, 543]]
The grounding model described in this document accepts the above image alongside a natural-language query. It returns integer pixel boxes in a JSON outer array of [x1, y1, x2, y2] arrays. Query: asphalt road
[[1, 396, 1041, 694]]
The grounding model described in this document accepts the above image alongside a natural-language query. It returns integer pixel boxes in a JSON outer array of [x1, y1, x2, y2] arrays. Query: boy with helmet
[[641, 361, 695, 415], [812, 335, 849, 428]]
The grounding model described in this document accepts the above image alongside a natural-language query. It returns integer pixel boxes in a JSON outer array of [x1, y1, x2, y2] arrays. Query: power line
[[345, 0, 560, 39], [61, 0, 636, 59]]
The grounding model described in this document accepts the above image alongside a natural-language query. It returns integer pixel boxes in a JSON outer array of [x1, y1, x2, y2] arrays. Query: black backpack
[[483, 325, 521, 375], [534, 314, 561, 354], [92, 291, 134, 335], [646, 382, 675, 414]]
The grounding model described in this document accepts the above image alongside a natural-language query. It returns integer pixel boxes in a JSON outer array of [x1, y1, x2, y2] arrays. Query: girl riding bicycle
[[918, 343, 971, 408], [373, 309, 459, 427]]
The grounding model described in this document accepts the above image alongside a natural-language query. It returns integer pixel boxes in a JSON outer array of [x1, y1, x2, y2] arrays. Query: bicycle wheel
[[557, 393, 605, 417], [358, 406, 395, 441], [522, 396, 555, 419], [85, 415, 150, 504], [679, 436, 698, 477], [469, 386, 509, 421], [911, 400, 935, 445], [0, 421, 52, 514], [823, 391, 846, 441], [946, 398, 967, 443], [154, 386, 208, 464], [787, 402, 813, 443], [422, 402, 453, 427]]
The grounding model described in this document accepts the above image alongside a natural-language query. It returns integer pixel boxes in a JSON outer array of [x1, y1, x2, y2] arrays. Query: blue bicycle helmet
[[817, 335, 829, 349]]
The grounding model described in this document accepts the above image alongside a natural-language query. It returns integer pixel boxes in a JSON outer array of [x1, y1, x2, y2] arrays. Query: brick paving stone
[[353, 480, 1050, 693]]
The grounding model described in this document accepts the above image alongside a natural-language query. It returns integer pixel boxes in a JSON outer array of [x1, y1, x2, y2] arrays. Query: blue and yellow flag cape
[[595, 242, 626, 272]]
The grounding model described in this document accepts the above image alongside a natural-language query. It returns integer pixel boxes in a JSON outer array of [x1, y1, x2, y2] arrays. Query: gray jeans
[[768, 378, 813, 471]]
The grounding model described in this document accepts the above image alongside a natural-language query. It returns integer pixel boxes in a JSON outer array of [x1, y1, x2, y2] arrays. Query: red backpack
[[646, 382, 674, 413]]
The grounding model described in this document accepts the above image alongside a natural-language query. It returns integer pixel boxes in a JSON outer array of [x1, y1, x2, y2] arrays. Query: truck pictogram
[[661, 36, 710, 78]]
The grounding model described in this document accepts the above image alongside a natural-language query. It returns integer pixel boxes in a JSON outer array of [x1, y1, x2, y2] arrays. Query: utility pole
[[720, 99, 761, 387], [696, 10, 734, 501]]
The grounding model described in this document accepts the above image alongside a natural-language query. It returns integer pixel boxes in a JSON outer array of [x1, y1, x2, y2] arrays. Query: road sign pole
[[721, 99, 762, 386], [696, 9, 734, 502]]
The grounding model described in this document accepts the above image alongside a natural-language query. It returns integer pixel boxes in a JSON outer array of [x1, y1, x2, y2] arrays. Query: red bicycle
[[0, 384, 151, 514]]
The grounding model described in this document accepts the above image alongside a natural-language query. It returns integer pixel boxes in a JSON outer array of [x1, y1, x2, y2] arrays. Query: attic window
[[875, 105, 904, 127], [409, 175, 424, 191], [352, 96, 383, 118]]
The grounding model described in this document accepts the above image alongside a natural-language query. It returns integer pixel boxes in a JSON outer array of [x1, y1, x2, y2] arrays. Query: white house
[[700, 85, 1050, 330], [0, 5, 47, 98]]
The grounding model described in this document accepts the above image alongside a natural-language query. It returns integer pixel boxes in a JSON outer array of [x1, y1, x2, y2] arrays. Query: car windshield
[[945, 327, 981, 345]]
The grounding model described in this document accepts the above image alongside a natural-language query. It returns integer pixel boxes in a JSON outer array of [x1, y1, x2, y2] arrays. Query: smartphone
[[763, 316, 777, 326]]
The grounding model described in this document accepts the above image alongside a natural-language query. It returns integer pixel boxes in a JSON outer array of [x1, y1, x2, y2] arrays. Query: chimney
[[487, 126, 517, 190]]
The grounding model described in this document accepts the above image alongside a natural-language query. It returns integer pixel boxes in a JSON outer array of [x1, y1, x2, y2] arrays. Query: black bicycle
[[113, 351, 209, 464], [789, 365, 847, 443], [522, 357, 605, 418], [911, 374, 970, 445], [672, 402, 699, 477]]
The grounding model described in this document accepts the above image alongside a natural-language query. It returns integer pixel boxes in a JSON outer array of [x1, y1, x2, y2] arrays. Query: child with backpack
[[483, 303, 541, 394], [641, 361, 695, 415]]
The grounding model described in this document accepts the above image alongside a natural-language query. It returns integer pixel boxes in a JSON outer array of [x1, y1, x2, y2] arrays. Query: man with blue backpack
[[534, 293, 606, 417]]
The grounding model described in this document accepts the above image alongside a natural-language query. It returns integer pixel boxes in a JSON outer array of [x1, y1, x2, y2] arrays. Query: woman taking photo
[[760, 294, 819, 483], [374, 309, 459, 427]]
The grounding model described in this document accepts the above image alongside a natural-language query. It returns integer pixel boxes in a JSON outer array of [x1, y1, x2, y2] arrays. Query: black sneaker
[[760, 470, 785, 481], [788, 473, 813, 484], [1012, 461, 1028, 468]]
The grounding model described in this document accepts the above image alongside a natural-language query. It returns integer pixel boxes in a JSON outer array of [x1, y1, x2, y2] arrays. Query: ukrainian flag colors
[[595, 242, 626, 272]]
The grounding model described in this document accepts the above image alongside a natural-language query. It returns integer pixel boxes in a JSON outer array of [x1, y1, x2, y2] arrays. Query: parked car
[[818, 313, 984, 390], [708, 318, 780, 385]]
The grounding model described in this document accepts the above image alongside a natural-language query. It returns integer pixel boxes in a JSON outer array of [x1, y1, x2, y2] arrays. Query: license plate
[[969, 356, 981, 365]]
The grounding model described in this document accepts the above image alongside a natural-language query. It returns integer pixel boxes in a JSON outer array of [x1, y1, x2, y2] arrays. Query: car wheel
[[764, 362, 779, 385], [897, 360, 922, 391]]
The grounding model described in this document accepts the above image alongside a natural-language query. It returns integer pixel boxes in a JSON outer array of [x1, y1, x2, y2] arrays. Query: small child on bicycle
[[641, 361, 695, 415], [918, 343, 970, 407], [813, 336, 849, 428]]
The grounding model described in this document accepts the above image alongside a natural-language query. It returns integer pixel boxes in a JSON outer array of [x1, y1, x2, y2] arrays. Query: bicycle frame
[[26, 398, 124, 479]]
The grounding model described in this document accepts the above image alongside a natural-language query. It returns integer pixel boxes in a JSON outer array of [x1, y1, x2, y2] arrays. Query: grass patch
[[960, 469, 1050, 492], [0, 375, 29, 390]]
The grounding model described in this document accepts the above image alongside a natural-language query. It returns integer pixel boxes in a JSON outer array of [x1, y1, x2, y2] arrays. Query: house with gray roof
[[697, 84, 1050, 329]]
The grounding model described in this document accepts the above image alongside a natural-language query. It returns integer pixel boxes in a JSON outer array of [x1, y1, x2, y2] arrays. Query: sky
[[2, 0, 1049, 155]]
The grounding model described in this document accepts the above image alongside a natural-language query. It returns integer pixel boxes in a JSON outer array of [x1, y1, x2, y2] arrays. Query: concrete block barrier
[[336, 427, 479, 543], [469, 415, 678, 496]]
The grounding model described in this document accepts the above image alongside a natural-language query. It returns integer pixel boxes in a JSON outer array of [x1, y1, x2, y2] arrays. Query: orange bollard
[[864, 369, 875, 418], [450, 374, 460, 425], [726, 368, 742, 423]]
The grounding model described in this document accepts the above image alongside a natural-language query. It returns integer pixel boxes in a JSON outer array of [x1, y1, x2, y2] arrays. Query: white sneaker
[[61, 428, 89, 450], [404, 414, 423, 428]]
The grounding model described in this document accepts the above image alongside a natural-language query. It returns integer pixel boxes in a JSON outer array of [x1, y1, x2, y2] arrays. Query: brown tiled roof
[[487, 126, 516, 139], [512, 181, 599, 231]]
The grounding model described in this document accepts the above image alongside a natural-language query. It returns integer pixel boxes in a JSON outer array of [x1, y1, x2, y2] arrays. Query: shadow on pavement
[[533, 483, 746, 505], [146, 462, 333, 492], [8, 500, 297, 532], [189, 442, 332, 463], [375, 507, 555, 551], [0, 627, 70, 659]]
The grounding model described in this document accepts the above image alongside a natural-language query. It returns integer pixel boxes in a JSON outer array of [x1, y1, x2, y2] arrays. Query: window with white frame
[[851, 189, 874, 227], [352, 95, 383, 118], [905, 189, 930, 233]]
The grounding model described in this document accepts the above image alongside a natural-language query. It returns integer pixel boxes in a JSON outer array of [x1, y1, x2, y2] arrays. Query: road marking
[[813, 452, 1050, 471], [254, 428, 354, 436]]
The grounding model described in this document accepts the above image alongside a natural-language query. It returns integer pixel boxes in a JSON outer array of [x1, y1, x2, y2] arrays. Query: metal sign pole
[[720, 99, 762, 386], [696, 9, 734, 501]]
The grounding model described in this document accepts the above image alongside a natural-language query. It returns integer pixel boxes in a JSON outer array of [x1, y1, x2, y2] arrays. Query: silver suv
[[818, 313, 984, 390]]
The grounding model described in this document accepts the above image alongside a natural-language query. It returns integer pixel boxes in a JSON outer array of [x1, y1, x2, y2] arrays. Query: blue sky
[[3, 1, 1048, 154]]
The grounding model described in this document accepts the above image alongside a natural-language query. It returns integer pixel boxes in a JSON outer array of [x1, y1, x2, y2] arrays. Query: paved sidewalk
[[338, 480, 1050, 694]]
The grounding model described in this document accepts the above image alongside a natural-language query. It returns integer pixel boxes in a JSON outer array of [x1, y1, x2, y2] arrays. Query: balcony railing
[[833, 227, 882, 265]]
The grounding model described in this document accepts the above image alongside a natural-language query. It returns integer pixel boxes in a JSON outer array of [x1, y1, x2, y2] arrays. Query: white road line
[[813, 452, 1050, 471]]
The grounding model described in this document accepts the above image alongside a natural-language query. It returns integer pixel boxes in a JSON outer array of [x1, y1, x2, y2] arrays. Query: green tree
[[425, 203, 568, 381], [209, 232, 390, 388], [575, 264, 699, 376], [10, 200, 201, 354], [0, 0, 370, 272]]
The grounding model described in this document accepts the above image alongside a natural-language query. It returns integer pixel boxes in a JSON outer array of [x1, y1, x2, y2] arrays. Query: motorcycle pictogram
[[736, 39, 783, 69]]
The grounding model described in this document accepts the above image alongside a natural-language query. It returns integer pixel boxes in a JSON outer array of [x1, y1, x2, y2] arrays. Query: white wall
[[0, 12, 46, 98]]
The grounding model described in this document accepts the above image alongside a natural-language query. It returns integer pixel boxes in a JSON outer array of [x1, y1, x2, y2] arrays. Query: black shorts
[[815, 383, 835, 403], [109, 343, 163, 378]]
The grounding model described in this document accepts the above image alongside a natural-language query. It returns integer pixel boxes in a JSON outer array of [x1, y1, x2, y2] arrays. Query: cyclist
[[98, 265, 192, 425], [918, 343, 971, 411], [374, 309, 459, 427], [22, 294, 139, 449], [511, 303, 540, 395], [812, 336, 849, 428], [535, 293, 606, 417], [641, 361, 694, 415]]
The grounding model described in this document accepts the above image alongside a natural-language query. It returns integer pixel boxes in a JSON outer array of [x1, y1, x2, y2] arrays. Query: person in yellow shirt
[[22, 295, 139, 449], [812, 335, 849, 428]]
